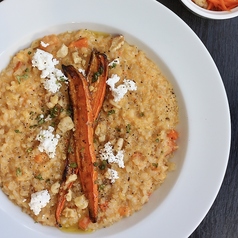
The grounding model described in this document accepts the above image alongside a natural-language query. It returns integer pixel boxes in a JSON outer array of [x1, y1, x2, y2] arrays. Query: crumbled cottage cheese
[[36, 126, 60, 158], [100, 141, 124, 168], [106, 169, 119, 183], [99, 141, 125, 183], [40, 41, 50, 48], [29, 190, 50, 215], [32, 49, 67, 93], [78, 68, 86, 76], [106, 74, 137, 102]]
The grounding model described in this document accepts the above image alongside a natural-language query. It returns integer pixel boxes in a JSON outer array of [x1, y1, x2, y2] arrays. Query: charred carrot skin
[[62, 64, 98, 223], [86, 50, 108, 120], [86, 49, 98, 81], [92, 53, 108, 120]]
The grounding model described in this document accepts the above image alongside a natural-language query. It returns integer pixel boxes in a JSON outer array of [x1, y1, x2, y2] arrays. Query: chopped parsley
[[49, 105, 61, 119], [67, 146, 74, 153], [152, 163, 158, 168], [93, 162, 99, 167], [16, 73, 28, 84], [69, 162, 77, 168], [92, 66, 104, 83], [14, 129, 22, 133], [110, 62, 117, 68], [16, 168, 22, 176], [58, 76, 67, 82], [126, 124, 131, 133], [92, 72, 101, 83], [36, 114, 45, 125], [34, 174, 44, 180], [26, 147, 33, 153], [108, 109, 115, 115], [98, 184, 105, 191], [99, 160, 107, 170]]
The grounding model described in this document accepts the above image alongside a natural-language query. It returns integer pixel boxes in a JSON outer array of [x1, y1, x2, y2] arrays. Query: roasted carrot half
[[62, 64, 98, 223], [86, 49, 108, 120], [55, 135, 78, 226], [56, 50, 108, 226]]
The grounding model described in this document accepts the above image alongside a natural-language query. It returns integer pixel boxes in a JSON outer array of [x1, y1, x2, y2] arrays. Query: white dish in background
[[0, 0, 230, 237], [180, 0, 238, 19]]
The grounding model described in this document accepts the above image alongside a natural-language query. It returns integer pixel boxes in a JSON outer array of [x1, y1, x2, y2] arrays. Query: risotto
[[0, 29, 179, 231]]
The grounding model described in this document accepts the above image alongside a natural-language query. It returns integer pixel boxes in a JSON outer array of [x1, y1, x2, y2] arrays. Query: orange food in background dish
[[193, 0, 238, 11]]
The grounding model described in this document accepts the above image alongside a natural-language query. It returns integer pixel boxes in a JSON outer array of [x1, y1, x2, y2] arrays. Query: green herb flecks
[[92, 66, 104, 83], [152, 163, 158, 168], [36, 114, 45, 125], [69, 162, 77, 168], [67, 146, 74, 153], [98, 184, 106, 191], [93, 162, 99, 167], [34, 174, 44, 180], [108, 109, 115, 116], [110, 62, 117, 69], [58, 76, 67, 82], [49, 105, 61, 119], [14, 129, 22, 133], [26, 147, 33, 153], [126, 124, 131, 133], [92, 72, 100, 83], [16, 168, 22, 177], [16, 73, 29, 84], [99, 160, 107, 170]]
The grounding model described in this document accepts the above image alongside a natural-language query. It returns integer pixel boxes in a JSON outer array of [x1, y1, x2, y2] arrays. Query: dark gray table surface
[[157, 1, 237, 237]]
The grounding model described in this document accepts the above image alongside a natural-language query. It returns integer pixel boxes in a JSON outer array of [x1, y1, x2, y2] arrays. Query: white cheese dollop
[[29, 190, 50, 215], [36, 126, 60, 159], [106, 168, 119, 183], [40, 41, 50, 48], [78, 68, 86, 76], [100, 141, 124, 168], [106, 74, 137, 102], [32, 49, 67, 93]]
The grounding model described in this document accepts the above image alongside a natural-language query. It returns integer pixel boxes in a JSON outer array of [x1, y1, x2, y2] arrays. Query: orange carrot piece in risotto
[[55, 134, 79, 226], [86, 49, 109, 120], [167, 129, 179, 140], [68, 38, 88, 48], [78, 216, 91, 230], [62, 64, 98, 223]]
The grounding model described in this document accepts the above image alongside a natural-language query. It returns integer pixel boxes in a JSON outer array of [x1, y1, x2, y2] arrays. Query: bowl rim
[[180, 0, 238, 19]]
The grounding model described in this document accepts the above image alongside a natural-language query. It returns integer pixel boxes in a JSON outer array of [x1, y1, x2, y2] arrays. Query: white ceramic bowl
[[180, 0, 238, 19]]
